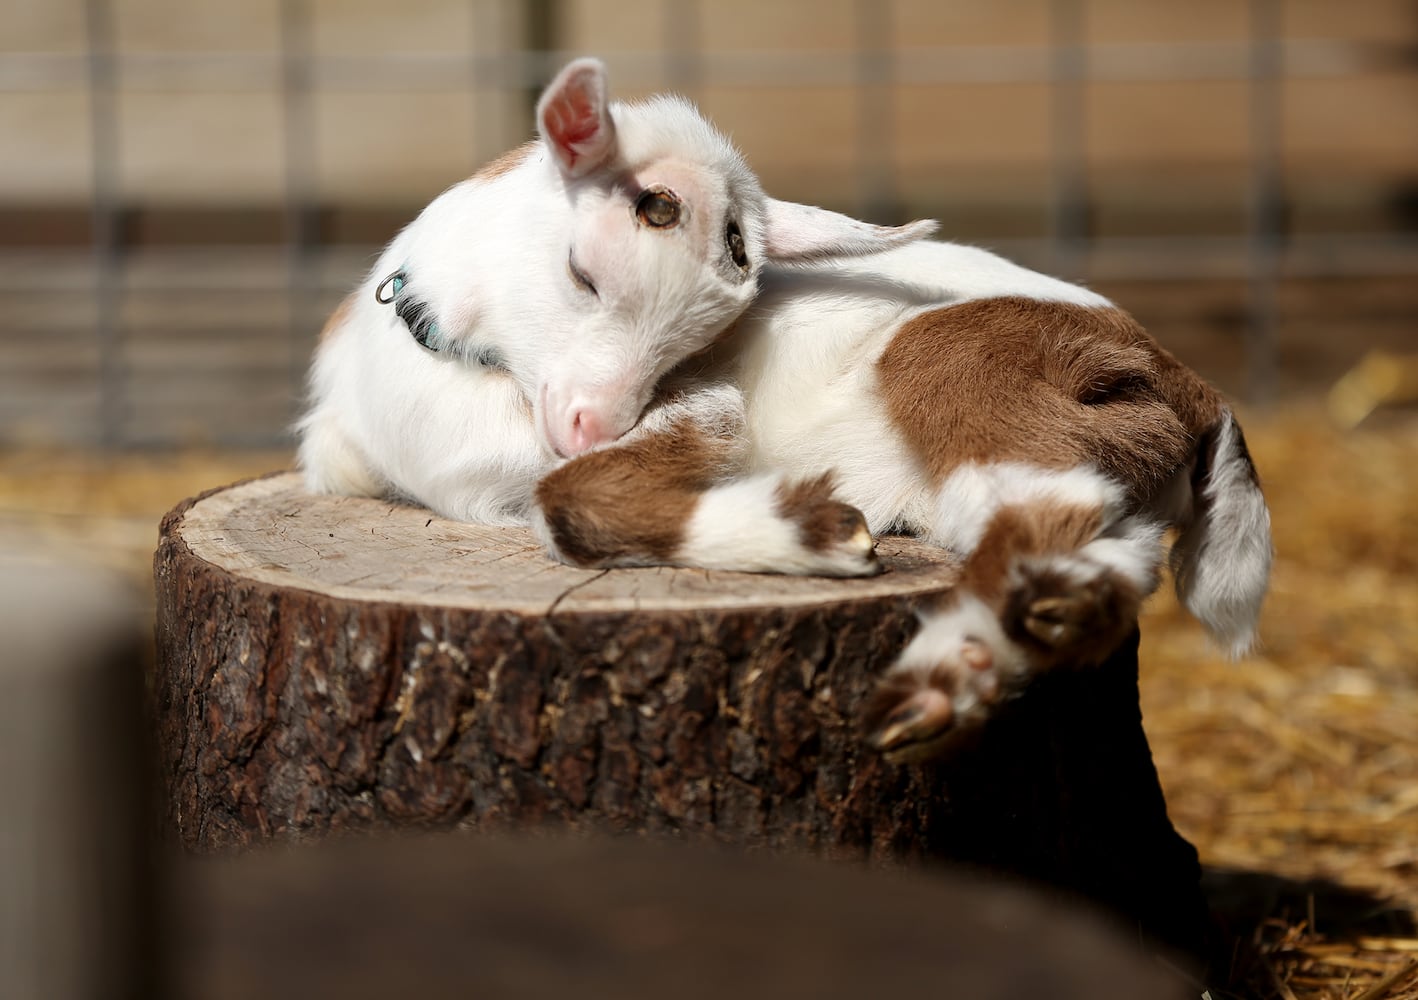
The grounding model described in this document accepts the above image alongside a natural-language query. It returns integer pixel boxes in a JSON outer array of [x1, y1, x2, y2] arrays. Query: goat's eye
[[726, 220, 748, 269], [567, 251, 597, 296], [635, 187, 681, 228]]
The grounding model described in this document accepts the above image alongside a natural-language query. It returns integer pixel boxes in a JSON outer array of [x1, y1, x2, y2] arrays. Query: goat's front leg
[[862, 466, 1164, 762], [532, 408, 879, 578]]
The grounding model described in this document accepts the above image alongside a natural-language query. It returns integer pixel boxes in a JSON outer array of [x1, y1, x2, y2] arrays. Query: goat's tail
[[1171, 408, 1273, 657]]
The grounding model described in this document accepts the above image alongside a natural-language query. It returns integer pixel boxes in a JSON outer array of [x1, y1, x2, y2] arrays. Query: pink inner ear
[[537, 59, 618, 178], [539, 62, 616, 176], [545, 92, 601, 170]]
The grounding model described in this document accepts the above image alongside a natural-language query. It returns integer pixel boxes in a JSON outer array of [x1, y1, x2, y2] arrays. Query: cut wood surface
[[176, 472, 963, 611], [154, 472, 1211, 961]]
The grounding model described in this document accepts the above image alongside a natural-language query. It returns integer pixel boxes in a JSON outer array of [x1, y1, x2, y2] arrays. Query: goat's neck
[[384, 150, 581, 364]]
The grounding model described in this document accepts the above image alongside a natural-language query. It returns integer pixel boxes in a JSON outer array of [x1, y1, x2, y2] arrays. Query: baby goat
[[299, 58, 1272, 762]]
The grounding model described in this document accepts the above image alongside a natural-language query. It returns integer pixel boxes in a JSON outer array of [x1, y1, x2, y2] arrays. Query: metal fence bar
[[82, 0, 122, 447], [280, 0, 318, 424], [1049, 0, 1089, 279], [854, 0, 899, 223], [662, 0, 702, 94], [1247, 0, 1284, 403], [469, 0, 497, 165], [523, 2, 561, 119]]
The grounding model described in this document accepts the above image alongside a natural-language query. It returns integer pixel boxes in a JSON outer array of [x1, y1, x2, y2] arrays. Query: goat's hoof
[[1008, 556, 1140, 662], [1021, 595, 1092, 647], [822, 504, 880, 576], [778, 480, 880, 577], [862, 637, 998, 764]]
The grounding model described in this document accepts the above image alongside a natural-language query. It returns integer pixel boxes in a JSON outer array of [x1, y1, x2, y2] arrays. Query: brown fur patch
[[471, 142, 536, 184], [772, 471, 871, 555], [534, 418, 734, 567], [920, 494, 1144, 669], [960, 500, 1104, 603], [958, 498, 1140, 666], [318, 291, 358, 344], [876, 297, 1226, 504]]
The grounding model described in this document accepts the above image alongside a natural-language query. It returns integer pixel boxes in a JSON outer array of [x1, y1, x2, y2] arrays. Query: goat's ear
[[761, 199, 937, 263], [537, 58, 618, 179]]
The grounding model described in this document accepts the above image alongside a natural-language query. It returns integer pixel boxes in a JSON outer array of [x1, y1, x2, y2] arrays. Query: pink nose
[[565, 408, 611, 455]]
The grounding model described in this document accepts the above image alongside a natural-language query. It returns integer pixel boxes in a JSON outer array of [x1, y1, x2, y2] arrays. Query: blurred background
[[0, 0, 1414, 446], [1, 2, 1416, 997]]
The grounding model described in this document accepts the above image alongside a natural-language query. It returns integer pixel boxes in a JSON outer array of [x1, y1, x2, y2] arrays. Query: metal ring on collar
[[374, 270, 404, 304]]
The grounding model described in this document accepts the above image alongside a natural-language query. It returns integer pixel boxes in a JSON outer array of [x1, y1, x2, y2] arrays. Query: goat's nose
[[567, 408, 610, 455]]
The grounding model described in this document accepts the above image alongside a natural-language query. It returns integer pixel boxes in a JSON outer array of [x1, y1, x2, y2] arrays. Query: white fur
[[924, 462, 1125, 556], [734, 298, 932, 534], [680, 474, 877, 577], [299, 321, 543, 524], [1001, 513, 1168, 600], [1079, 516, 1168, 594]]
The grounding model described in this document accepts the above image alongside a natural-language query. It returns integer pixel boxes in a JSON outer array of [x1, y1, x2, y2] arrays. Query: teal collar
[[374, 268, 508, 371], [375, 269, 440, 352]]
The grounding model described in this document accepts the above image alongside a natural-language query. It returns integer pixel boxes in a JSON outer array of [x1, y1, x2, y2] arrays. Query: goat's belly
[[745, 379, 934, 535]]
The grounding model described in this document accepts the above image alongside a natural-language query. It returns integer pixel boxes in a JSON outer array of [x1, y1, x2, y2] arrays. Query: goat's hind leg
[[864, 470, 1164, 762], [532, 388, 879, 577]]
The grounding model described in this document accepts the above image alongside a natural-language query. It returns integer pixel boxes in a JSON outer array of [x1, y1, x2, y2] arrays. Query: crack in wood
[[545, 569, 611, 619]]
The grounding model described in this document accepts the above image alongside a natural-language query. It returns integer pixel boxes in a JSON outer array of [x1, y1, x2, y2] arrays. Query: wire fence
[[1, 0, 1415, 447]]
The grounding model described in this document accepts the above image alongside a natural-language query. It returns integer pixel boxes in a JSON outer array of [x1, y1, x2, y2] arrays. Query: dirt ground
[[1, 398, 1415, 999]]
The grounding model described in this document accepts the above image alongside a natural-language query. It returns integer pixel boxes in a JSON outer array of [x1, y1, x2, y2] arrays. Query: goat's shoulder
[[468, 140, 539, 185]]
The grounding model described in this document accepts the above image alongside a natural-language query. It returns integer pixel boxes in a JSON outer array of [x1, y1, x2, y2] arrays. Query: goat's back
[[874, 295, 1226, 504]]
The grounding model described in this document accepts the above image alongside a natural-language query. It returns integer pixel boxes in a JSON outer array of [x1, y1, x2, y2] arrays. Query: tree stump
[[154, 472, 1211, 959]]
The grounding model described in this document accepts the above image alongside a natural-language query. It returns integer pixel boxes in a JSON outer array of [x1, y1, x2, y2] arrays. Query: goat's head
[[418, 58, 936, 459]]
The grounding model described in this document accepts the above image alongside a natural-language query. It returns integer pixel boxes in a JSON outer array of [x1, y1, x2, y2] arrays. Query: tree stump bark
[[154, 473, 1210, 959]]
